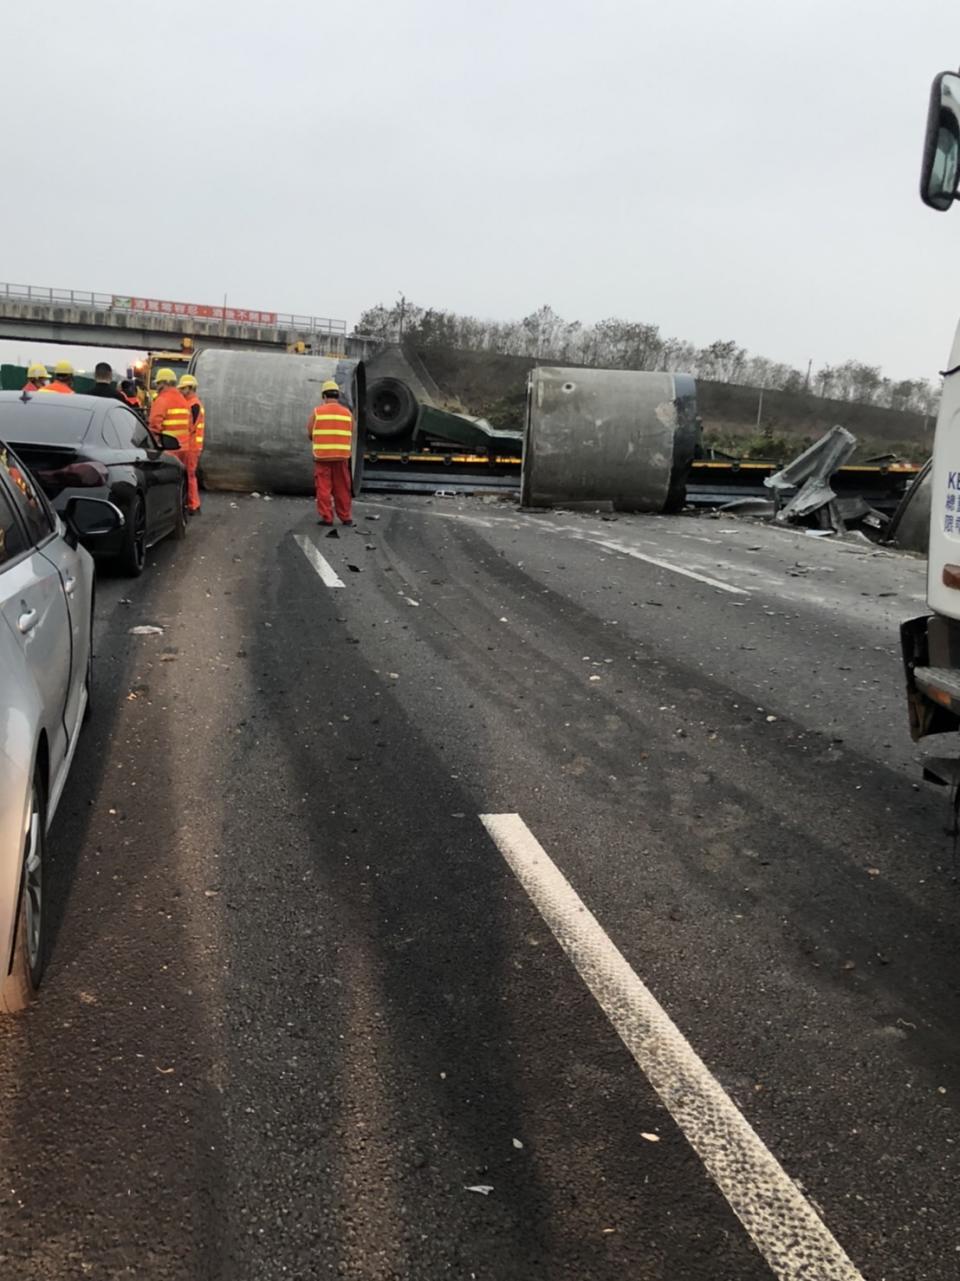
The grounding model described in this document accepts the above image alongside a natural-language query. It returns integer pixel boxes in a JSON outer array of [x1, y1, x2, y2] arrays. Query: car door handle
[[63, 575, 77, 595], [17, 609, 38, 634]]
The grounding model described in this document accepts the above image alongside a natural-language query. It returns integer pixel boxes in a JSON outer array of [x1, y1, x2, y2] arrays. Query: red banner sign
[[112, 295, 278, 326]]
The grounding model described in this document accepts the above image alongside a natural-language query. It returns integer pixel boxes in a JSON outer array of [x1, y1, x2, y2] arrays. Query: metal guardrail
[[0, 282, 347, 336]]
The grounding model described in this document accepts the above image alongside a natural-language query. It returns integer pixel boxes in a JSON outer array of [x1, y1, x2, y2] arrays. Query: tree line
[[357, 300, 939, 417]]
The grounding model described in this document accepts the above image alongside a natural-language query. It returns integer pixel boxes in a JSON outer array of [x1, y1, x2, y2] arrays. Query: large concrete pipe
[[521, 368, 699, 512], [191, 348, 366, 494]]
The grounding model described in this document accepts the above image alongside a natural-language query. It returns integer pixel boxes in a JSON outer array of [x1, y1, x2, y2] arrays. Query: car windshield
[[151, 360, 190, 388], [0, 401, 93, 444]]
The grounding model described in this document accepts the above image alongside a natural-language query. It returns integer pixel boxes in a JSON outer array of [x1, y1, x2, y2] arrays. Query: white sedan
[[0, 442, 122, 1012]]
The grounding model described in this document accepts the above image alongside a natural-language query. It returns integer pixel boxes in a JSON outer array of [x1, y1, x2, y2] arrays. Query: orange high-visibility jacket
[[38, 380, 74, 394], [183, 392, 205, 452], [149, 387, 192, 445], [308, 400, 354, 461]]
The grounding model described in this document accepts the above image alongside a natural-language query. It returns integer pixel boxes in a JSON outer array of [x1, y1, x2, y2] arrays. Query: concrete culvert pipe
[[190, 348, 366, 495], [522, 368, 699, 513], [885, 456, 932, 553]]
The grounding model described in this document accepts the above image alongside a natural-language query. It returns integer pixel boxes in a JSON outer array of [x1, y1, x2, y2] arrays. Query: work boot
[[341, 519, 353, 526], [318, 518, 334, 526]]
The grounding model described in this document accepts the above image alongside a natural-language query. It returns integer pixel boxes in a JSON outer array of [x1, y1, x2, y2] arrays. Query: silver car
[[0, 441, 122, 1012]]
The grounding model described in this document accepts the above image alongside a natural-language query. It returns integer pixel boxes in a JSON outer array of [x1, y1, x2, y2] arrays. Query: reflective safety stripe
[[312, 405, 354, 458]]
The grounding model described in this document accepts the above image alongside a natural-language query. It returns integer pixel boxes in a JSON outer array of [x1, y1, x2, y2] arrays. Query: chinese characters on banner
[[111, 296, 278, 326]]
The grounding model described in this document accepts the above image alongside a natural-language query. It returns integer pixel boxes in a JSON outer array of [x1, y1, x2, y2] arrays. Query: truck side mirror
[[920, 71, 960, 210]]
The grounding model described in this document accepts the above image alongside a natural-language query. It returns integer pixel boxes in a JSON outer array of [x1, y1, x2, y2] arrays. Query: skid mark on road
[[294, 534, 345, 587], [480, 813, 865, 1281]]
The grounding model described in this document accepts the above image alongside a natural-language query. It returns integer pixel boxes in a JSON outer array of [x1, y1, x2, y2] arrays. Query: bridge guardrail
[[0, 283, 347, 336]]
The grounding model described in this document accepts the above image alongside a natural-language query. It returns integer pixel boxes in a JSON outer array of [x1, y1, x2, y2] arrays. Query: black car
[[0, 390, 186, 575]]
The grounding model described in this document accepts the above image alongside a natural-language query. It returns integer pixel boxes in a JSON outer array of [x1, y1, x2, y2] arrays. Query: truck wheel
[[366, 377, 418, 441]]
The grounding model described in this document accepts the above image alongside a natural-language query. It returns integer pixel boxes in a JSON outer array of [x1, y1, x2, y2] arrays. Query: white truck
[[902, 71, 960, 783]]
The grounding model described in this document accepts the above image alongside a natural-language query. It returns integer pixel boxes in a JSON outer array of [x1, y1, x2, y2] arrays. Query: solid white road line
[[294, 534, 345, 587], [589, 537, 750, 596], [479, 813, 864, 1281]]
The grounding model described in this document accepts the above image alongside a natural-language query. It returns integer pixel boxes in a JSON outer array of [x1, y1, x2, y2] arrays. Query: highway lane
[[0, 492, 956, 1280]]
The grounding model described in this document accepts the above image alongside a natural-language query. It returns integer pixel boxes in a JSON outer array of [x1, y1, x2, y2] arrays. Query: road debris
[[727, 426, 892, 537], [129, 625, 164, 636], [326, 528, 339, 540], [464, 1184, 494, 1196], [641, 1132, 661, 1143], [512, 1138, 524, 1150]]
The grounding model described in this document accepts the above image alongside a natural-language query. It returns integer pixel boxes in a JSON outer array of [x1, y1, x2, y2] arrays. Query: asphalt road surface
[[0, 492, 957, 1281]]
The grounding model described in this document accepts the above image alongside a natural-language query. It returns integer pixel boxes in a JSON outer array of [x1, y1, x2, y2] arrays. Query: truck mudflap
[[900, 614, 960, 741]]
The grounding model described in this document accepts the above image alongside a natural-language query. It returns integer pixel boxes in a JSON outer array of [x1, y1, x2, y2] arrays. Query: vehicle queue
[[0, 357, 357, 1013], [0, 353, 207, 1011]]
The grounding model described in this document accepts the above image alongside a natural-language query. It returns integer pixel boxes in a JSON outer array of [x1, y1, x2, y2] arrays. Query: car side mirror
[[921, 70, 960, 210], [63, 496, 125, 546], [159, 433, 181, 450]]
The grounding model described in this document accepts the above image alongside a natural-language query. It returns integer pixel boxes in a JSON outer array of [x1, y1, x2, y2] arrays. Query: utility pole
[[397, 293, 406, 342], [804, 357, 812, 392], [756, 381, 765, 429]]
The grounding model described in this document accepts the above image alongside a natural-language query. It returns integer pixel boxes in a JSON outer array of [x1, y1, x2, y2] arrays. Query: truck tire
[[366, 377, 418, 441]]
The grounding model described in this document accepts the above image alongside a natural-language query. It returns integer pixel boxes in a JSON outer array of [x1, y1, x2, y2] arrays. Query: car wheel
[[172, 481, 187, 541], [83, 606, 94, 722], [119, 495, 147, 576], [0, 771, 46, 1013]]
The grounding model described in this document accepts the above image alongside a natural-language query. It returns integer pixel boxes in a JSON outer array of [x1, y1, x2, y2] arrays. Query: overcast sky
[[2, 0, 959, 382]]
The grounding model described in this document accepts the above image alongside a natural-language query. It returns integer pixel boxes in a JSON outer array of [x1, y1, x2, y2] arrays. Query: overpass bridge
[[0, 282, 376, 357]]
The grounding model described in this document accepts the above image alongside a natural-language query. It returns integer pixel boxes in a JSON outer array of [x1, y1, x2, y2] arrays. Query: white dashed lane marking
[[588, 537, 750, 595], [294, 534, 345, 587], [480, 813, 864, 1281]]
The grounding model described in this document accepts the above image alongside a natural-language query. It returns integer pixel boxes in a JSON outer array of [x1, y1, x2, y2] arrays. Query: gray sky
[[3, 0, 959, 382]]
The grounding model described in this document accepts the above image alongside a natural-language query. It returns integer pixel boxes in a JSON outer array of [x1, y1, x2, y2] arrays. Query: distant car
[[0, 442, 122, 1011], [0, 390, 187, 576]]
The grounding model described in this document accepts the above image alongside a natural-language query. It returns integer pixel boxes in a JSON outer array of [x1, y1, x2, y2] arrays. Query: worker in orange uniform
[[177, 374, 204, 514], [307, 379, 354, 526], [149, 368, 192, 462], [22, 362, 50, 392], [39, 360, 76, 393]]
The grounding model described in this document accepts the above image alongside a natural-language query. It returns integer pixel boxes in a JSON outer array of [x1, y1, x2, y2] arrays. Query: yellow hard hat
[[54, 359, 75, 376], [321, 379, 340, 395], [178, 374, 198, 390], [155, 367, 177, 385], [27, 363, 49, 379]]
